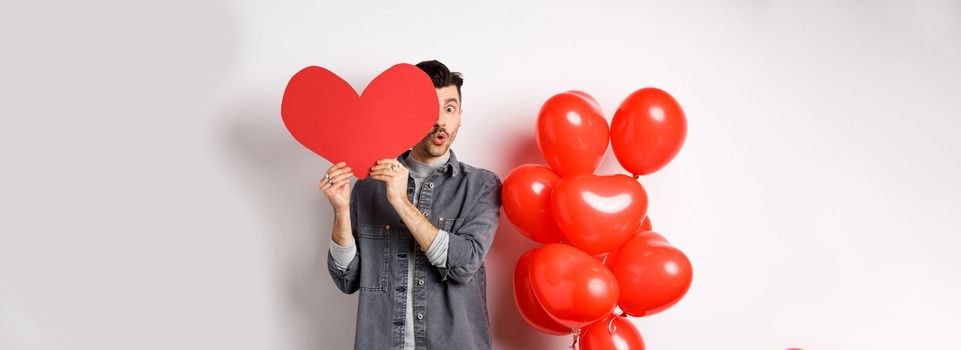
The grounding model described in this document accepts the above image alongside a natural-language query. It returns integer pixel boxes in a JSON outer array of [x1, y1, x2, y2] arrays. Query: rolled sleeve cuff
[[329, 238, 357, 271], [426, 229, 450, 268], [436, 231, 479, 283]]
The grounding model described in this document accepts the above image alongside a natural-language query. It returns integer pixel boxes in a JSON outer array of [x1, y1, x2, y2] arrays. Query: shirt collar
[[403, 151, 448, 178], [397, 149, 461, 177]]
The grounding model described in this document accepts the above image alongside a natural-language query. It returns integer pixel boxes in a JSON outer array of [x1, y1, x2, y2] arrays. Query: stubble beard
[[416, 129, 455, 158]]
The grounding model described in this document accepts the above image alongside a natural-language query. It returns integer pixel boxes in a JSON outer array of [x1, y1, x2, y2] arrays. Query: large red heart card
[[281, 64, 439, 179]]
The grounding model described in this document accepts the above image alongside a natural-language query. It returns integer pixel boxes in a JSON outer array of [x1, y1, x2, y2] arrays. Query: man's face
[[413, 85, 461, 158]]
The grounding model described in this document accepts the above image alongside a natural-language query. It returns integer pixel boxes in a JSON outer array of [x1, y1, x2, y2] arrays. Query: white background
[[2, 0, 960, 349]]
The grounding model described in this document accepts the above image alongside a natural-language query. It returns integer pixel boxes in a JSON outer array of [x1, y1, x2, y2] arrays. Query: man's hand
[[371, 158, 440, 251], [370, 158, 410, 207], [320, 162, 354, 212]]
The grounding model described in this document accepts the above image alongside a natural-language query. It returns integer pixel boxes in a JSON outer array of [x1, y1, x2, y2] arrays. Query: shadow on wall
[[486, 117, 573, 349], [212, 94, 568, 349], [212, 92, 358, 350]]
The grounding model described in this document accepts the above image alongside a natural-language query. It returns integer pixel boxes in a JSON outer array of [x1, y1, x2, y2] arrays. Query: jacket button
[[416, 313, 424, 320], [385, 225, 390, 230], [427, 183, 434, 188], [418, 279, 425, 286]]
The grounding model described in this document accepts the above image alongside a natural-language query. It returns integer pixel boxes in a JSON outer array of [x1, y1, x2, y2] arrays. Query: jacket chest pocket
[[357, 224, 390, 292], [437, 217, 465, 233]]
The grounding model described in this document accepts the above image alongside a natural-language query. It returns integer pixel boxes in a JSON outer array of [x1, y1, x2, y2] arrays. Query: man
[[320, 60, 502, 350]]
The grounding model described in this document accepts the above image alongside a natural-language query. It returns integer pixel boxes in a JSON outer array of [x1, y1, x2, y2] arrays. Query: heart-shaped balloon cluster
[[506, 89, 692, 349]]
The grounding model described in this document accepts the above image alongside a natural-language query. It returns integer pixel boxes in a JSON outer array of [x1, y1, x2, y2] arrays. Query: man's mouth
[[431, 132, 448, 146]]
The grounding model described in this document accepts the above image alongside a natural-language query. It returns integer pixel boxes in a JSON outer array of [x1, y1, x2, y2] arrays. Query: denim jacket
[[327, 149, 503, 349]]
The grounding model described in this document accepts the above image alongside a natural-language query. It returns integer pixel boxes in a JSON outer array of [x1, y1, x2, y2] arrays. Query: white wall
[[2, 0, 960, 349]]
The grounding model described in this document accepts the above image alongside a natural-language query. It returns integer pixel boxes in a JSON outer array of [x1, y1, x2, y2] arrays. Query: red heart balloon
[[502, 164, 566, 244], [513, 249, 571, 335], [536, 91, 610, 177], [579, 315, 645, 350], [551, 174, 649, 256], [601, 229, 668, 272], [612, 231, 693, 317], [529, 244, 619, 329], [639, 215, 653, 233], [599, 216, 655, 268], [610, 87, 687, 176], [281, 64, 439, 179]]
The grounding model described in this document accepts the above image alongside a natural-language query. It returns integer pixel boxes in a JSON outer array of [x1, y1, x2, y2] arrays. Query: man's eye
[[446, 106, 455, 113]]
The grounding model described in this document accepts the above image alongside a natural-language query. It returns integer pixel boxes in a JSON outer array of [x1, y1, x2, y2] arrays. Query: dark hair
[[415, 60, 463, 103]]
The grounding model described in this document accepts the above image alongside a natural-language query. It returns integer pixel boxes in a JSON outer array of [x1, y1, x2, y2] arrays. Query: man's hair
[[415, 60, 463, 103]]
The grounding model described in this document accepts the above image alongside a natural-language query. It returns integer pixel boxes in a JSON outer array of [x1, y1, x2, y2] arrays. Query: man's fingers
[[371, 160, 405, 174], [322, 180, 348, 194], [326, 163, 348, 174], [370, 168, 402, 177], [330, 172, 353, 183], [370, 163, 392, 172], [373, 159, 402, 167], [320, 170, 352, 191], [327, 166, 352, 179], [326, 162, 349, 175], [332, 179, 350, 191], [327, 162, 346, 171], [371, 166, 408, 177]]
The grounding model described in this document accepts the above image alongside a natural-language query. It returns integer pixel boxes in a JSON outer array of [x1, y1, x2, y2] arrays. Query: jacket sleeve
[[436, 174, 502, 284], [327, 184, 361, 294]]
